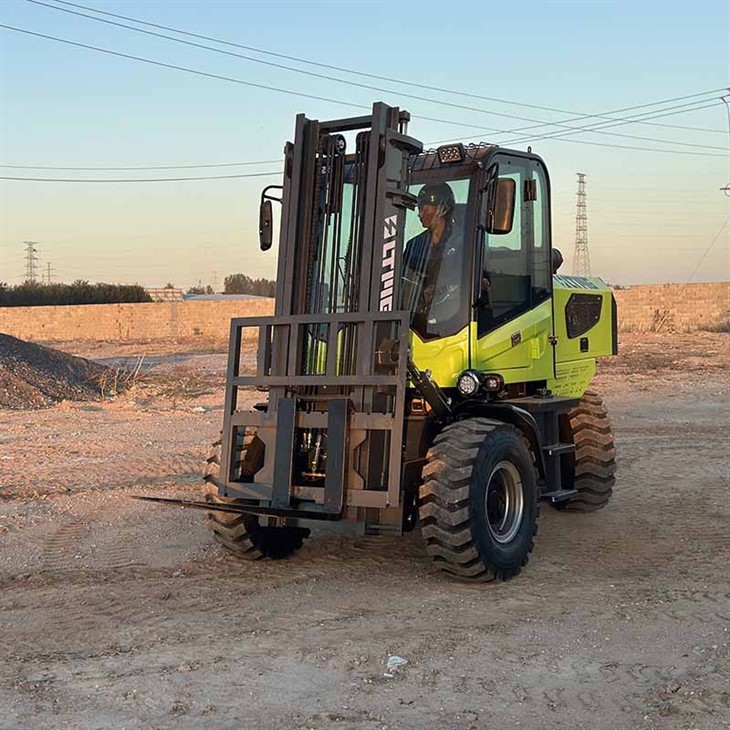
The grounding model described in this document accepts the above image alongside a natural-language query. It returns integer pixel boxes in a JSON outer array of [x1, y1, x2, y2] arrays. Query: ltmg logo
[[379, 215, 398, 311]]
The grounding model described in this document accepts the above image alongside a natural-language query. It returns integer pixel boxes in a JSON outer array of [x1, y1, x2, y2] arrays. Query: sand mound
[[0, 334, 116, 410]]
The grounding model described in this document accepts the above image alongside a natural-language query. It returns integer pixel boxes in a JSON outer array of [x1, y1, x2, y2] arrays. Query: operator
[[402, 182, 462, 332]]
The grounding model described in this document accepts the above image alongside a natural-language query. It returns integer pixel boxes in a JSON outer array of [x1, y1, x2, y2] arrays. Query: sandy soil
[[0, 333, 728, 730]]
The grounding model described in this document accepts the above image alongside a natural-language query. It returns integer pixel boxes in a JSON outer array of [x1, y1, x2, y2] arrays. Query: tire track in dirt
[[625, 587, 730, 624], [5, 453, 205, 495], [2, 558, 352, 660], [42, 511, 148, 575], [42, 518, 88, 573], [406, 652, 726, 717]]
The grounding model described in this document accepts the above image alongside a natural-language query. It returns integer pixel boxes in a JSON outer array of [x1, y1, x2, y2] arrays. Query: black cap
[[417, 182, 455, 209]]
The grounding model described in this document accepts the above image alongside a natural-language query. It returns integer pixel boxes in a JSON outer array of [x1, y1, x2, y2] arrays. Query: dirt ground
[[0, 332, 728, 730]]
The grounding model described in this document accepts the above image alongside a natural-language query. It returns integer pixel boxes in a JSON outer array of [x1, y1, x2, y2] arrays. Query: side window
[[530, 161, 551, 305], [479, 157, 529, 334], [477, 156, 551, 336]]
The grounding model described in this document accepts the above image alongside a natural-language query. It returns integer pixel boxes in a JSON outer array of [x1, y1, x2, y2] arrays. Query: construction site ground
[[0, 332, 728, 730]]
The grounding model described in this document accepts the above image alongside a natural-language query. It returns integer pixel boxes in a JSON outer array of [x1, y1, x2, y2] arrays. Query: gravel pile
[[0, 334, 116, 410]]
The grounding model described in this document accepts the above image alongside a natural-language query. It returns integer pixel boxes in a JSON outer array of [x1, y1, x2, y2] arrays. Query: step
[[542, 443, 576, 457], [540, 488, 579, 504]]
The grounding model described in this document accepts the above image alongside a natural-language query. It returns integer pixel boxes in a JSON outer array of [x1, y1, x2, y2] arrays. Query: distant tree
[[164, 282, 176, 289], [185, 284, 214, 295], [224, 273, 252, 294], [0, 281, 153, 307], [224, 273, 275, 296]]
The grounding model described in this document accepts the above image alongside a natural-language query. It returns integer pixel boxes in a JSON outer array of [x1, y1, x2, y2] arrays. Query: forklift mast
[[274, 103, 420, 318], [218, 103, 422, 526]]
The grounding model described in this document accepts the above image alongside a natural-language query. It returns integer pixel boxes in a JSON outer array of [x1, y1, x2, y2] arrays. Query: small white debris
[[386, 655, 408, 671]]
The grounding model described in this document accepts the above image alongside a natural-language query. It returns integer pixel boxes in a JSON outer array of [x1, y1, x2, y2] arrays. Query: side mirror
[[488, 178, 516, 235], [259, 199, 273, 251], [552, 248, 564, 274], [258, 184, 283, 251]]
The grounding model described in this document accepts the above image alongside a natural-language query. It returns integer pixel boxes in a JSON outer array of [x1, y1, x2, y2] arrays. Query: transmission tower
[[24, 241, 40, 282], [44, 262, 55, 284], [572, 173, 591, 277]]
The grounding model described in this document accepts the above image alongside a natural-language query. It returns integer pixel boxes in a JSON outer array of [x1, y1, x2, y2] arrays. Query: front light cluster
[[456, 370, 504, 397], [437, 143, 466, 164]]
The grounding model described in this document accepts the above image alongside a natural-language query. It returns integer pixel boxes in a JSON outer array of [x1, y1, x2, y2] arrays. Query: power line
[[432, 100, 726, 151], [24, 0, 728, 152], [0, 24, 724, 151], [35, 227, 248, 244], [0, 159, 280, 170], [5, 98, 724, 170], [0, 20, 539, 139], [0, 171, 282, 182], [501, 98, 727, 147], [0, 21, 507, 134], [3, 23, 727, 161], [46, 0, 727, 136], [687, 214, 730, 282], [501, 112, 727, 156], [0, 23, 366, 112]]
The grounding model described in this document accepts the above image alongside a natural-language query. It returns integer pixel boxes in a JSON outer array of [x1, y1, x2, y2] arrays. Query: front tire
[[203, 436, 309, 560], [419, 419, 539, 582]]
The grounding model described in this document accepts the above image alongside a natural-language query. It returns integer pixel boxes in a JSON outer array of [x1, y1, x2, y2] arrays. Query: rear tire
[[203, 436, 309, 560], [557, 390, 616, 511], [419, 419, 539, 582]]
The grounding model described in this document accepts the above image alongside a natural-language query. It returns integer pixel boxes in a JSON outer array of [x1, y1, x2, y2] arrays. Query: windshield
[[402, 177, 471, 340]]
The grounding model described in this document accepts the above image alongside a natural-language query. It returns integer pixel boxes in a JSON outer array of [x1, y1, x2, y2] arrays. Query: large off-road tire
[[203, 436, 309, 560], [557, 389, 616, 511], [419, 419, 539, 582]]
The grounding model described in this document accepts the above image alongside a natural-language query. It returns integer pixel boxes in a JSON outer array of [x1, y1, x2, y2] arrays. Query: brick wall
[[612, 282, 729, 332], [1, 283, 728, 342], [0, 299, 274, 342]]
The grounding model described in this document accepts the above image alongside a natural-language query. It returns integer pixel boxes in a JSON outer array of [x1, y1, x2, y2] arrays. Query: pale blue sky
[[1, 0, 728, 288]]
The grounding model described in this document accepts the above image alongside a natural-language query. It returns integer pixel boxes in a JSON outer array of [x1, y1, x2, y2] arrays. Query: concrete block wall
[[0, 299, 275, 342], [612, 282, 729, 332], [1, 283, 728, 342]]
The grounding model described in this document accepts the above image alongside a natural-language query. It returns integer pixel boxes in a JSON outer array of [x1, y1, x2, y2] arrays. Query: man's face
[[418, 204, 439, 230]]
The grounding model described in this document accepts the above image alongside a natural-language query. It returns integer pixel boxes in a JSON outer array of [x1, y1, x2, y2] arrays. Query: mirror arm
[[261, 184, 284, 204]]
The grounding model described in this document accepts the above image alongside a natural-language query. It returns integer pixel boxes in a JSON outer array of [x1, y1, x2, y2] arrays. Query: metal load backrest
[[218, 103, 423, 519]]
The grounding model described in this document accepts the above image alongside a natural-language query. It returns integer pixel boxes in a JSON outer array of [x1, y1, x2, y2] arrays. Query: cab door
[[472, 153, 554, 382]]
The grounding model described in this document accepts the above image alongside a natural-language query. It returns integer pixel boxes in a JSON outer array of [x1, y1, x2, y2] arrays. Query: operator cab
[[404, 144, 553, 343]]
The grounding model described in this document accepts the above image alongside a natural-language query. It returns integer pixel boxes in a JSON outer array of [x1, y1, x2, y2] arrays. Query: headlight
[[481, 373, 504, 392], [456, 370, 504, 397], [456, 370, 481, 396]]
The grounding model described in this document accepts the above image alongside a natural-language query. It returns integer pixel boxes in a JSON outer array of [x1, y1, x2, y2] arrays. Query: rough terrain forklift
[[153, 102, 618, 582]]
